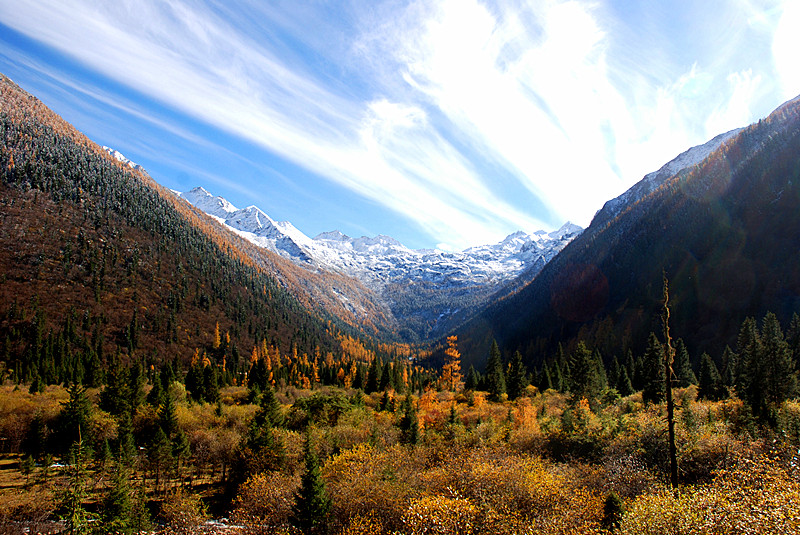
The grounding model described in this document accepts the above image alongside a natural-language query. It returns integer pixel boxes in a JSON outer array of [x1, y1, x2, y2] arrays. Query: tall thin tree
[[662, 274, 678, 491]]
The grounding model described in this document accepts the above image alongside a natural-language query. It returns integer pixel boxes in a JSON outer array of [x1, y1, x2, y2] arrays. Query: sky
[[0, 0, 798, 251]]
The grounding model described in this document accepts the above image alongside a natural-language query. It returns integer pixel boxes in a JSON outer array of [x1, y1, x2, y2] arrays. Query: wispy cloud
[[0, 0, 792, 250]]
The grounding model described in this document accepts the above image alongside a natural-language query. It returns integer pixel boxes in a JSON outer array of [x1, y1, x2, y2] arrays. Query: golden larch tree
[[440, 336, 463, 391]]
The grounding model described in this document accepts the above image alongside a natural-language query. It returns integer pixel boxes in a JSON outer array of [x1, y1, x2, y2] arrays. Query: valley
[[1, 72, 800, 534]]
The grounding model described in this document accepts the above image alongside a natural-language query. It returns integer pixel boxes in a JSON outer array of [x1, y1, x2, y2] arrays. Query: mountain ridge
[[456, 92, 800, 369]]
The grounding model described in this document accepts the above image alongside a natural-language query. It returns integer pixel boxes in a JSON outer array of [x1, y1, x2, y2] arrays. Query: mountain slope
[[179, 186, 581, 341], [457, 96, 800, 368], [0, 73, 393, 385]]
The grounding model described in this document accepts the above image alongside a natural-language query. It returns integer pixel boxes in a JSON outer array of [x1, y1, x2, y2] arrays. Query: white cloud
[[772, 1, 800, 100], [0, 0, 789, 249]]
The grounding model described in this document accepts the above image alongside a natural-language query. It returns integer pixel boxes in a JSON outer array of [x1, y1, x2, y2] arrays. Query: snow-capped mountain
[[102, 146, 145, 172], [592, 128, 742, 226], [179, 186, 581, 289]]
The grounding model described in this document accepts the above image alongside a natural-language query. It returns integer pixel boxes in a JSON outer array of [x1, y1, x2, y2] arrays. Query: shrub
[[232, 471, 299, 534]]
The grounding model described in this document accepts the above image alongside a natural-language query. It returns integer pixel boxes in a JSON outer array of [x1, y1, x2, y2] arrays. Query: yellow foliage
[[618, 455, 800, 535]]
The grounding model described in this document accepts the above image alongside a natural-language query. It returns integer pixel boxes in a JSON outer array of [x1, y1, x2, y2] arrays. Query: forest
[[1, 308, 799, 533]]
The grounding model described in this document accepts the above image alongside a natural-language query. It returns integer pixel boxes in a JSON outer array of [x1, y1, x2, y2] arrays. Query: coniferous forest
[[1, 75, 800, 534]]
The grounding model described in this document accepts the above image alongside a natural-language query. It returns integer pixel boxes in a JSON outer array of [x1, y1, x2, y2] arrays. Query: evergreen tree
[[148, 427, 173, 491], [593, 348, 608, 390], [641, 333, 665, 404], [398, 394, 420, 445], [100, 364, 130, 416], [484, 340, 506, 401], [365, 358, 382, 394], [58, 437, 94, 534], [506, 351, 529, 400], [735, 316, 760, 405], [464, 364, 479, 391], [57, 383, 94, 452], [758, 312, 797, 412], [616, 366, 634, 397], [786, 313, 800, 368], [291, 435, 331, 534], [607, 356, 621, 392], [378, 360, 394, 392], [127, 362, 146, 411], [674, 339, 697, 387], [236, 384, 286, 480], [556, 343, 571, 391], [202, 364, 220, 403], [253, 383, 285, 429], [538, 363, 554, 392], [551, 361, 564, 392], [158, 389, 179, 439], [101, 464, 134, 533], [697, 353, 724, 401], [570, 342, 603, 401], [720, 346, 738, 388]]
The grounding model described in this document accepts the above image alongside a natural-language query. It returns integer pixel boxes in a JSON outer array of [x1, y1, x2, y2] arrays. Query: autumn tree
[[440, 336, 462, 391]]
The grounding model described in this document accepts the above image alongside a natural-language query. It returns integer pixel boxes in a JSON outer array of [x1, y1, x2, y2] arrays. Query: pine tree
[[735, 316, 760, 406], [101, 464, 134, 533], [759, 312, 797, 412], [616, 366, 634, 397], [58, 383, 94, 452], [485, 340, 506, 401], [379, 360, 394, 392], [506, 351, 529, 400], [720, 345, 738, 388], [365, 358, 382, 394], [570, 342, 603, 401], [253, 383, 285, 429], [202, 364, 220, 403], [58, 437, 94, 534], [551, 361, 564, 392], [398, 394, 420, 445], [464, 364, 479, 391], [674, 339, 697, 387], [697, 353, 724, 401], [291, 435, 331, 534], [641, 333, 665, 404], [538, 363, 554, 392]]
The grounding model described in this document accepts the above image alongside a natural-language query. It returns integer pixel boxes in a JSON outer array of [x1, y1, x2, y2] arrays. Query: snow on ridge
[[102, 145, 145, 172], [177, 186, 582, 287], [595, 128, 743, 224]]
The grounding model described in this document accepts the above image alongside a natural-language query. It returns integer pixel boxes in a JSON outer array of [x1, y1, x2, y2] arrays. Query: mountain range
[[3, 70, 800, 374], [176, 185, 582, 341]]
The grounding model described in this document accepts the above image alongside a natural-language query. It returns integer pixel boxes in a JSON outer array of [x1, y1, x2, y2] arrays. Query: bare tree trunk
[[662, 274, 679, 491]]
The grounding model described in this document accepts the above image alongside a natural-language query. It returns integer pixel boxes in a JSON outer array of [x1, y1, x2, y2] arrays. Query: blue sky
[[0, 0, 797, 251]]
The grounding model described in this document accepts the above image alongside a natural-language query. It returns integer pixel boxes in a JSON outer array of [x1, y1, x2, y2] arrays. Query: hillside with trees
[[456, 94, 800, 372]]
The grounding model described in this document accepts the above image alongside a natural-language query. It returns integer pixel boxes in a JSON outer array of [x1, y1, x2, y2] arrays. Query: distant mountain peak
[[314, 230, 351, 242], [178, 186, 582, 339], [102, 145, 145, 172]]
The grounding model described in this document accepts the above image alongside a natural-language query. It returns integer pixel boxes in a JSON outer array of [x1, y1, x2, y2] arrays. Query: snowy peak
[[548, 221, 583, 240], [593, 128, 742, 225], [180, 186, 238, 219], [314, 230, 351, 242], [102, 146, 145, 172], [178, 186, 582, 288]]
